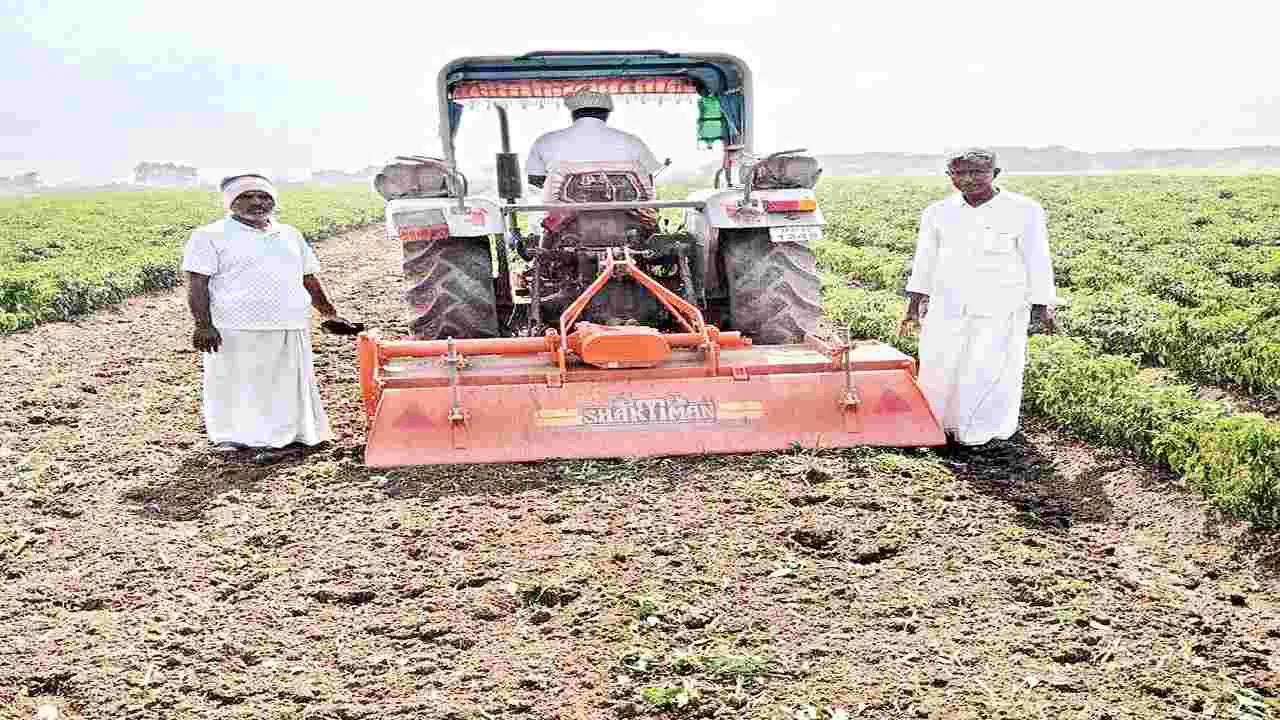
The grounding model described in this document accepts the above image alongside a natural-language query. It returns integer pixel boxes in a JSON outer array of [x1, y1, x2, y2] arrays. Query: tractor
[[357, 51, 944, 466]]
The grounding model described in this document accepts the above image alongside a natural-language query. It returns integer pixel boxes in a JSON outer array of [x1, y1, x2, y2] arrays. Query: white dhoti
[[905, 190, 1057, 445], [917, 303, 1029, 445], [201, 329, 333, 448]]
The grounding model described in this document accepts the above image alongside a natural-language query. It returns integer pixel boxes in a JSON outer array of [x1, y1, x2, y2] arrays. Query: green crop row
[[812, 241, 910, 292], [819, 281, 1280, 528], [814, 174, 1280, 305], [813, 173, 1280, 397], [816, 238, 1280, 395], [1026, 335, 1280, 528], [0, 185, 384, 333], [1060, 289, 1280, 395]]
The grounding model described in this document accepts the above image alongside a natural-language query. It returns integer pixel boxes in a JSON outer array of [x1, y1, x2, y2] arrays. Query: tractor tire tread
[[721, 229, 822, 345], [401, 237, 499, 340]]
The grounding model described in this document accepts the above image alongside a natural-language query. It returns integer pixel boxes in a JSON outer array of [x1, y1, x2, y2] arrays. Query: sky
[[2, 0, 1279, 184]]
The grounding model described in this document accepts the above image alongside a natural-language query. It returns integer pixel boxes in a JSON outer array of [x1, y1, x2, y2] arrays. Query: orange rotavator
[[358, 51, 944, 466]]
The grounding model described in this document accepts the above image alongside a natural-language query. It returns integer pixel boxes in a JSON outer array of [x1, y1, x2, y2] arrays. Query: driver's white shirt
[[526, 117, 662, 177]]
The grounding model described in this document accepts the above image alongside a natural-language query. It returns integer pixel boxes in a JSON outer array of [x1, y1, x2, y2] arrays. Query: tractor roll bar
[[516, 50, 677, 58], [437, 52, 754, 167]]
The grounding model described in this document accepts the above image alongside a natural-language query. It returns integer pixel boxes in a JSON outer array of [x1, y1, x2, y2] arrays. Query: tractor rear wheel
[[720, 229, 822, 345], [402, 236, 499, 340]]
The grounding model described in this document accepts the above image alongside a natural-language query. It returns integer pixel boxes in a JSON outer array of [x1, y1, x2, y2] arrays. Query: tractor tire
[[720, 229, 823, 345], [402, 235, 499, 340]]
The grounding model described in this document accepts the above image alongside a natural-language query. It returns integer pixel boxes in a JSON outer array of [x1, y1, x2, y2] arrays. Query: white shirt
[[181, 217, 320, 330], [526, 117, 663, 177], [905, 189, 1057, 317]]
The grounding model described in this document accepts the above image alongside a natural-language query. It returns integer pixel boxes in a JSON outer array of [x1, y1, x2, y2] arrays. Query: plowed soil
[[2, 227, 1277, 720]]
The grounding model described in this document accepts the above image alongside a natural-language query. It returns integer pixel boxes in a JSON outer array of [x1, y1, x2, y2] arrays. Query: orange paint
[[355, 249, 945, 466]]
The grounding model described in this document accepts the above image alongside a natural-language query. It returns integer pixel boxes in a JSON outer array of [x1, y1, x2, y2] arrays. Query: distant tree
[[0, 172, 41, 190], [134, 162, 198, 186], [309, 166, 379, 185], [814, 146, 1280, 177]]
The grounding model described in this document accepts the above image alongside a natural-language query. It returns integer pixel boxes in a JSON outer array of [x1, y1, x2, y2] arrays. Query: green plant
[[809, 174, 1280, 527], [0, 185, 383, 333], [639, 679, 700, 711]]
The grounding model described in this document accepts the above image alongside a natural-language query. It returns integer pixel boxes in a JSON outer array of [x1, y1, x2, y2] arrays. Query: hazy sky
[[3, 0, 1278, 183]]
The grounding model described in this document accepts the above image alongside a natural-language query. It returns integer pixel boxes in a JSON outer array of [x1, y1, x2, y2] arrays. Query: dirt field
[[2, 227, 1277, 720]]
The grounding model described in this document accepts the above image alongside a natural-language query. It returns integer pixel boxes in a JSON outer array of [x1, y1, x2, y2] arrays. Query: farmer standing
[[898, 149, 1059, 446], [181, 174, 350, 459]]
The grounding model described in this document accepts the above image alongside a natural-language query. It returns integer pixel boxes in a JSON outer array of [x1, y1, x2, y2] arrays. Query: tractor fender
[[385, 196, 505, 239], [683, 188, 826, 299], [685, 188, 826, 231]]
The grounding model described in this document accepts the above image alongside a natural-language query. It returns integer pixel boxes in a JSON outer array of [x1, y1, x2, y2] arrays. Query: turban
[[564, 89, 613, 112], [945, 148, 998, 169], [220, 174, 277, 211]]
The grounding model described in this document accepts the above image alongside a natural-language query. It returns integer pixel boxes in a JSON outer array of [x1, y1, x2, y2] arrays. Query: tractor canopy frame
[[436, 50, 755, 168]]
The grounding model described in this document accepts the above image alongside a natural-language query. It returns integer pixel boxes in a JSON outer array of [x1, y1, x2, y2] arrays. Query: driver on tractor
[[525, 89, 664, 191]]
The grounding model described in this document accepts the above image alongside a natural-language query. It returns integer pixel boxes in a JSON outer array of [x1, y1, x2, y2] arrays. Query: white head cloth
[[564, 89, 613, 112], [946, 148, 998, 168], [221, 175, 277, 211]]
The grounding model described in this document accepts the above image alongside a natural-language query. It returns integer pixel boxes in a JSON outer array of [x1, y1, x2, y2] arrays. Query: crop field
[[811, 174, 1280, 529], [0, 186, 384, 333], [1, 177, 1277, 719]]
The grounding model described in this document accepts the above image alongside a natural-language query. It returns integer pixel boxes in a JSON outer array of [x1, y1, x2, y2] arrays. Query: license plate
[[768, 225, 823, 244]]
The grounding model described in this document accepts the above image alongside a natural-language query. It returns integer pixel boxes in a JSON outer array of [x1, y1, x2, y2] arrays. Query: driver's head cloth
[[565, 89, 613, 113]]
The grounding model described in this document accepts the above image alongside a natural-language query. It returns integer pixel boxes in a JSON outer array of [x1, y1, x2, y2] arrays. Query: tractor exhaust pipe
[[493, 105, 520, 333], [495, 106, 521, 202]]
